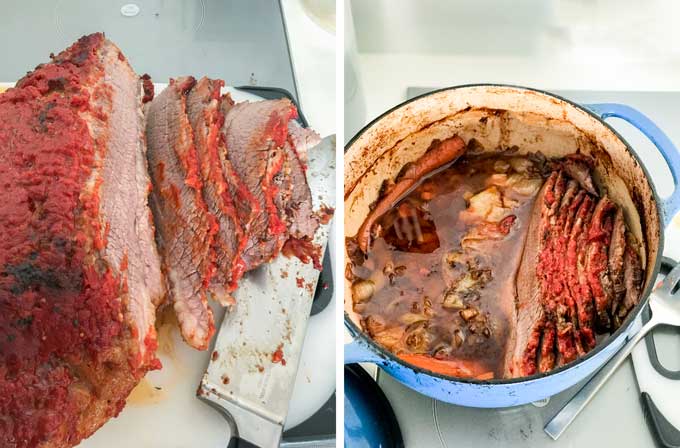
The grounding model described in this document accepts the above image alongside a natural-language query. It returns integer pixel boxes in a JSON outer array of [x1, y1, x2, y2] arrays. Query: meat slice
[[560, 155, 598, 196], [221, 99, 297, 270], [617, 245, 643, 324], [608, 208, 627, 327], [552, 180, 580, 365], [280, 126, 321, 240], [146, 76, 217, 350], [505, 173, 556, 377], [568, 195, 597, 351], [585, 196, 616, 331], [185, 78, 245, 302], [218, 95, 260, 238], [0, 33, 164, 448], [536, 172, 569, 372]]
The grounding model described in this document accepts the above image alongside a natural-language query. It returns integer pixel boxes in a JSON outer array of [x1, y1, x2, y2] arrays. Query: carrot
[[398, 353, 494, 380]]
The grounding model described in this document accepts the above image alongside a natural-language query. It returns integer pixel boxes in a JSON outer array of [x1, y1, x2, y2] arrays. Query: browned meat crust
[[0, 33, 163, 448]]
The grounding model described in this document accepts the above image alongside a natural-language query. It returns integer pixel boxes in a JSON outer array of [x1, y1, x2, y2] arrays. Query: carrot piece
[[398, 353, 494, 380]]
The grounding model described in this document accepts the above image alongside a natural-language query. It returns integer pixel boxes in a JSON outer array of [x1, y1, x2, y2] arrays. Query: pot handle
[[344, 340, 384, 365], [585, 103, 680, 226]]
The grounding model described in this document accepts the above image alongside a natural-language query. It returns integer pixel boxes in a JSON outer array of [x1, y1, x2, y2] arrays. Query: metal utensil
[[545, 261, 680, 440], [197, 135, 336, 447]]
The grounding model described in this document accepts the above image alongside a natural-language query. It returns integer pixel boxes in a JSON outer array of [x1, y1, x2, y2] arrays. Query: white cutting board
[[0, 82, 336, 447]]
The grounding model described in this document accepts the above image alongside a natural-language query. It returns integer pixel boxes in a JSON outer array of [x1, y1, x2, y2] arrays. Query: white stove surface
[[371, 89, 680, 447]]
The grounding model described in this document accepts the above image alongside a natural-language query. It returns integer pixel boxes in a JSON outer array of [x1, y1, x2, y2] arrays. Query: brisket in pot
[[352, 145, 644, 380], [505, 169, 642, 377]]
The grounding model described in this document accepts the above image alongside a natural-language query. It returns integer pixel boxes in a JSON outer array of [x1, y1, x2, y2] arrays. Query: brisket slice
[[218, 94, 261, 238], [279, 128, 320, 240], [146, 76, 217, 351], [185, 78, 245, 301], [552, 180, 581, 365], [0, 33, 164, 448], [585, 196, 616, 331], [562, 189, 586, 357], [618, 245, 643, 323], [560, 154, 598, 196], [537, 171, 568, 373], [508, 161, 644, 377], [608, 208, 627, 326], [221, 99, 297, 270], [505, 172, 557, 377], [569, 195, 597, 351]]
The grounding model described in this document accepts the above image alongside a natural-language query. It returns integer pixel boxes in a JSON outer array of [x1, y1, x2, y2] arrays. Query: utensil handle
[[344, 340, 383, 365], [638, 258, 680, 448], [544, 317, 658, 440], [585, 103, 680, 226], [227, 437, 260, 448]]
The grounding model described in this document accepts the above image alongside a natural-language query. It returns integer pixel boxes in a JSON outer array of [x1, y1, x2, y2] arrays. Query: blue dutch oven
[[344, 84, 680, 408]]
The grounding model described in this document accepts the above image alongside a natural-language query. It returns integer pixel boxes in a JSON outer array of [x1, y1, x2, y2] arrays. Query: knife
[[197, 135, 336, 448]]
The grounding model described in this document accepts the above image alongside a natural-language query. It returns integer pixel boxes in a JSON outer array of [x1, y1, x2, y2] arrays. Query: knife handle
[[641, 392, 680, 448], [227, 437, 261, 448], [639, 258, 680, 448]]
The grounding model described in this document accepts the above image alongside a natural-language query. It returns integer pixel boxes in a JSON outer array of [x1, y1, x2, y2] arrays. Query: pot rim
[[344, 83, 665, 386]]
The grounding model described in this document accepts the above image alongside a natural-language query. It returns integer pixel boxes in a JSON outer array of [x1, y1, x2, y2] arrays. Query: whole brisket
[[0, 33, 164, 447]]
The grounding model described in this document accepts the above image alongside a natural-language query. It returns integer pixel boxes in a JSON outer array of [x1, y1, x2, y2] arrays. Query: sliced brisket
[[585, 196, 616, 331], [221, 98, 297, 270], [280, 135, 320, 240], [608, 207, 627, 326], [508, 162, 643, 377], [618, 245, 643, 323], [505, 173, 556, 377], [146, 76, 217, 351], [186, 78, 245, 301], [570, 195, 597, 351]]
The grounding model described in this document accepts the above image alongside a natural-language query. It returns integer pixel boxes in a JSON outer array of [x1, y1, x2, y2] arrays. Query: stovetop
[[366, 88, 680, 447], [0, 0, 298, 99]]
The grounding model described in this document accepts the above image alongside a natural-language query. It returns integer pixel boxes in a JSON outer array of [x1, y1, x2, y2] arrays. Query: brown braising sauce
[[349, 155, 547, 379]]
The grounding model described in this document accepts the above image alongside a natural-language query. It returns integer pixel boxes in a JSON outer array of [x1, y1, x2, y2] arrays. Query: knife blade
[[197, 135, 336, 447]]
